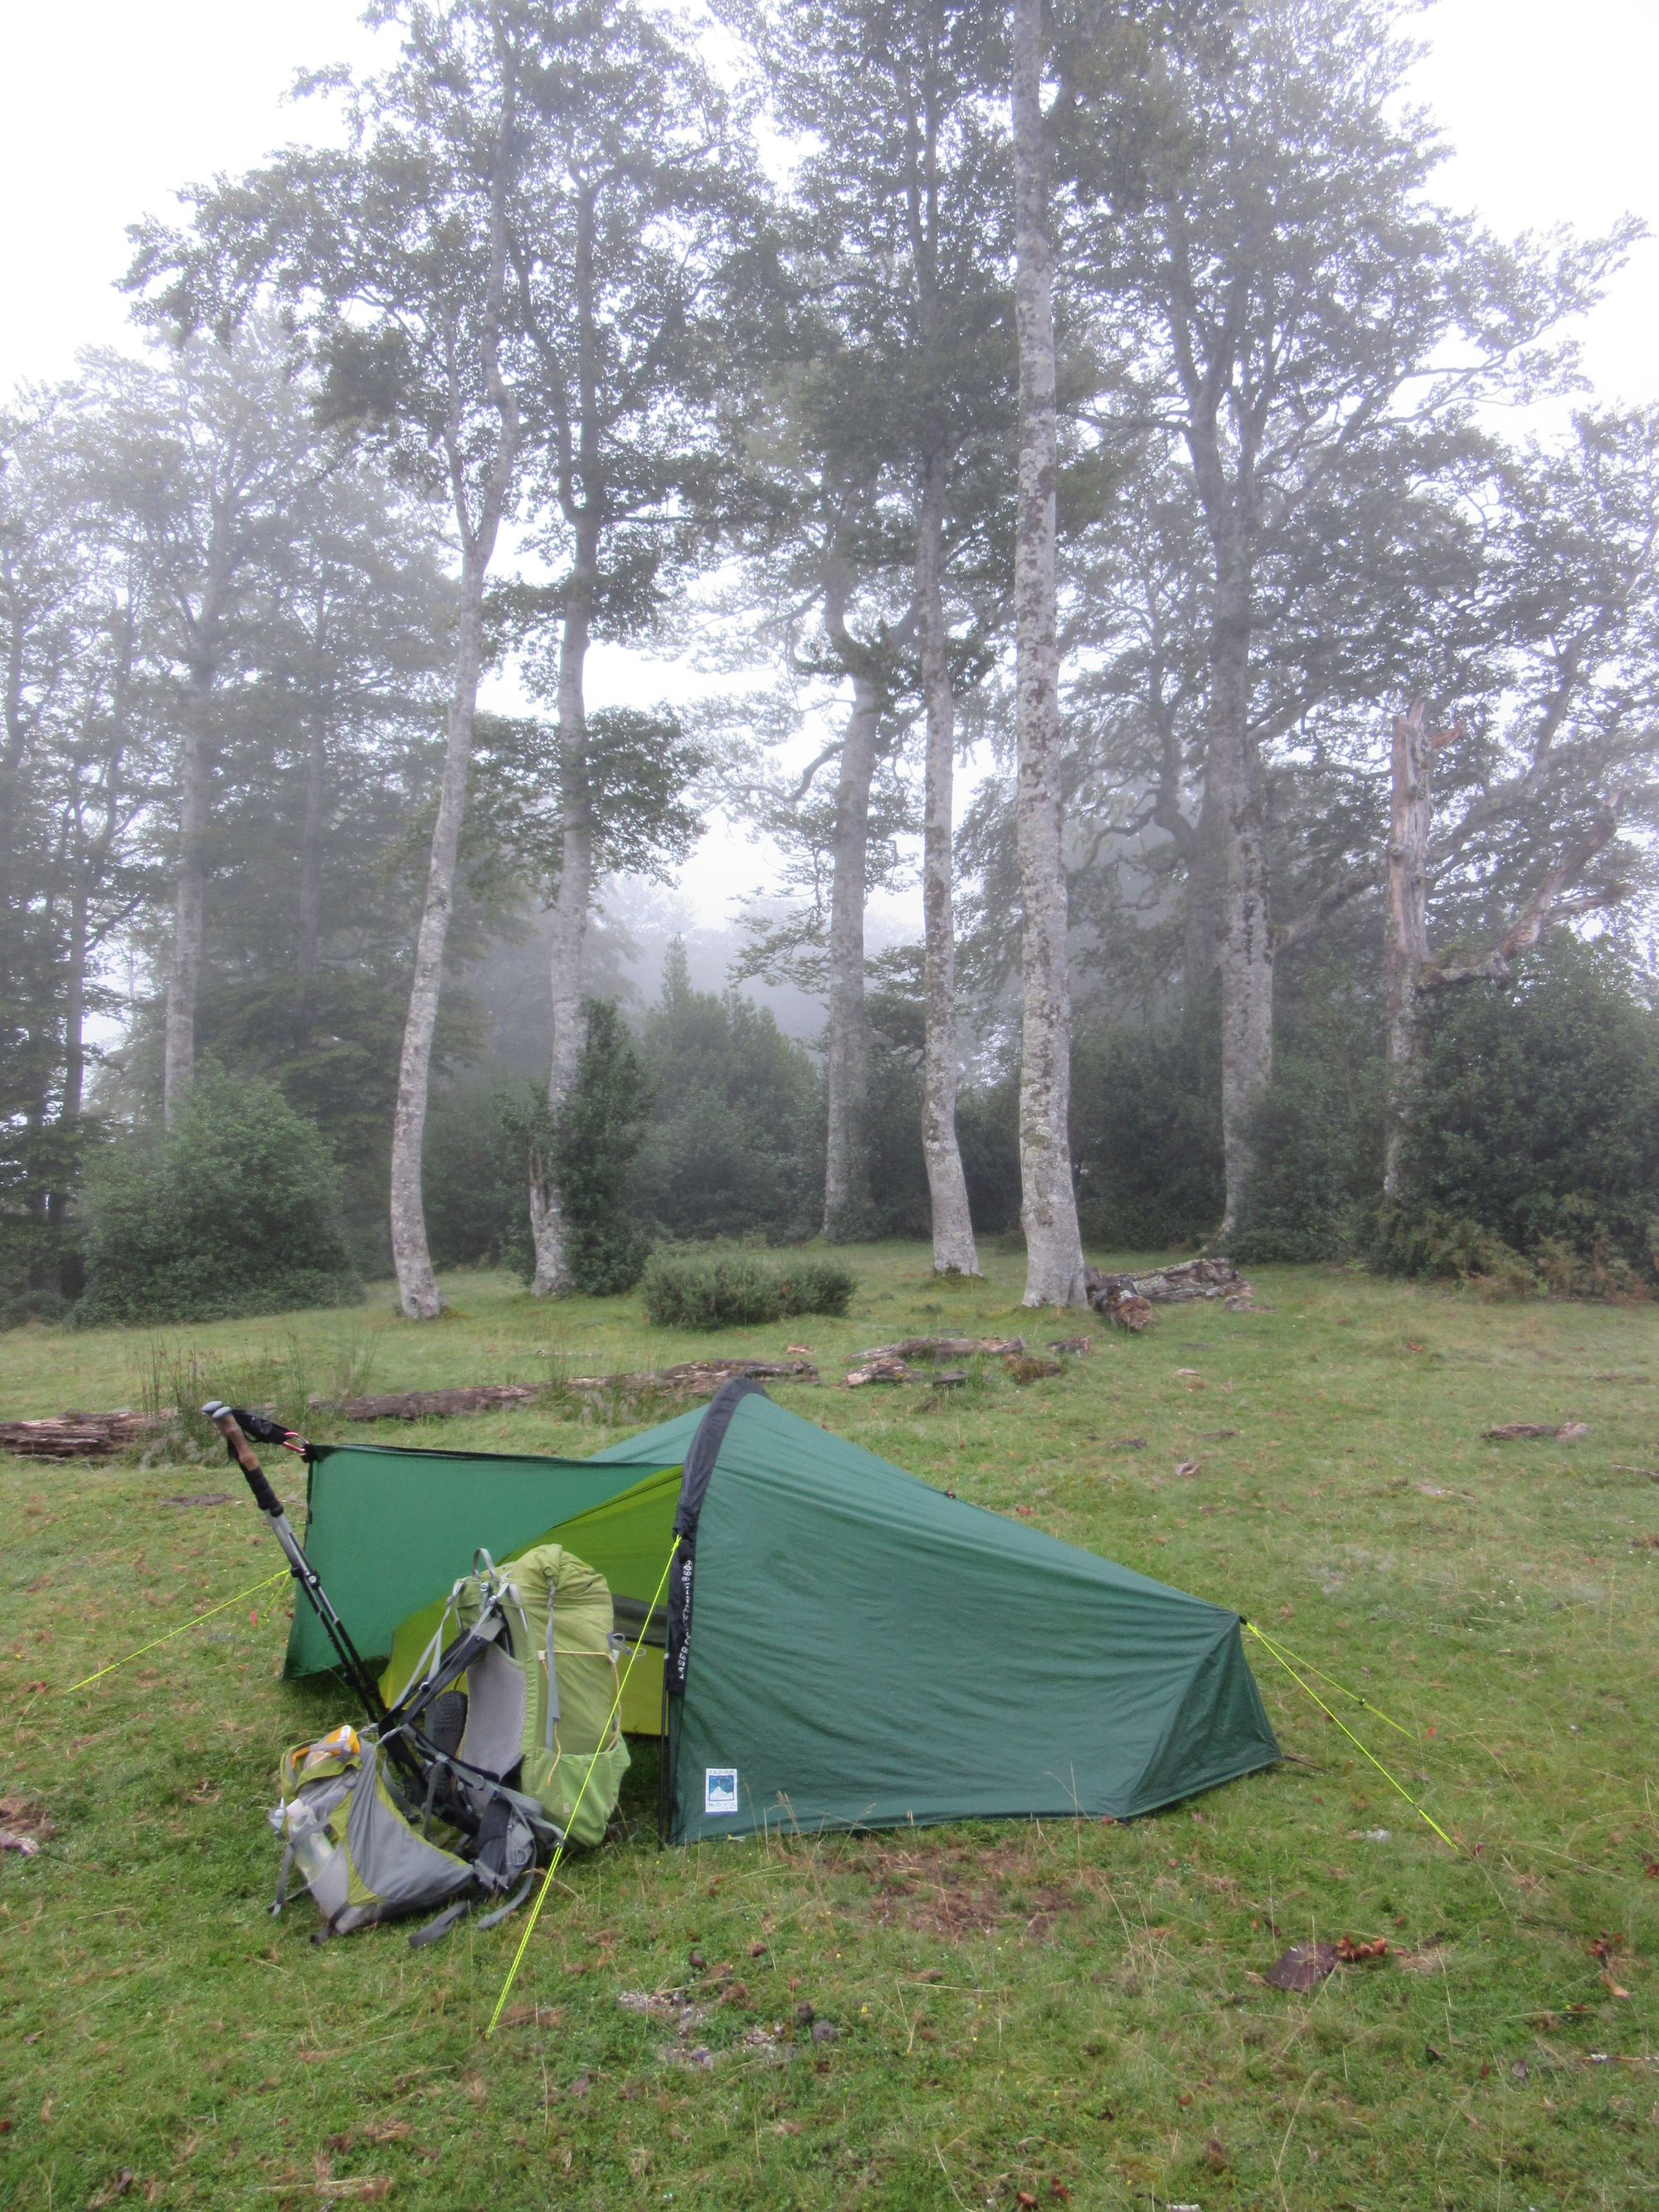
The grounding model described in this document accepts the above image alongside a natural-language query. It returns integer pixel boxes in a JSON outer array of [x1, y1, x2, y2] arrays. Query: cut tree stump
[[1083, 1257, 1250, 1330], [0, 1410, 162, 1459]]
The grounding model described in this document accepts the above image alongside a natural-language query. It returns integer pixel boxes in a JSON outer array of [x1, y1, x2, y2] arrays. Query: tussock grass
[[2, 1246, 1657, 2208]]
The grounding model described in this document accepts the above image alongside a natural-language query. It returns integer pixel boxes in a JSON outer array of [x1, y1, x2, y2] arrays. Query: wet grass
[[2, 1247, 1657, 2208]]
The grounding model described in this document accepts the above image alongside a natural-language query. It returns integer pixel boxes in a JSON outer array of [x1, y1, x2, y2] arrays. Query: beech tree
[[735, 0, 1010, 1265], [1011, 0, 1086, 1305], [503, 0, 761, 1295], [0, 391, 157, 1290], [1379, 407, 1659, 1186], [1062, 0, 1632, 1233], [80, 330, 325, 1125], [133, 0, 533, 1315]]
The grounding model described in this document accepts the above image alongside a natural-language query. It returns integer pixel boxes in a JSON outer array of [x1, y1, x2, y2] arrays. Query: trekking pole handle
[[202, 1401, 283, 1516]]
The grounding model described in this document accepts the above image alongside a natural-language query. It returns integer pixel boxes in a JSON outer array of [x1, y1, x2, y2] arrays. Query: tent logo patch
[[704, 1767, 739, 1816]]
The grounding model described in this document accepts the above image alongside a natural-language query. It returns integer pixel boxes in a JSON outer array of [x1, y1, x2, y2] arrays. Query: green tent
[[287, 1381, 1278, 1840]]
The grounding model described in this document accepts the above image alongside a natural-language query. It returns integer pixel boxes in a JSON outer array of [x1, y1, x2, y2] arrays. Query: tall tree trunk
[[1383, 698, 1431, 1196], [388, 51, 521, 1321], [389, 561, 492, 1319], [296, 707, 327, 984], [917, 449, 979, 1275], [48, 876, 90, 1244], [528, 534, 596, 1297], [63, 881, 88, 1132], [1011, 0, 1085, 1309], [163, 665, 213, 1125], [1181, 776, 1224, 1016], [1209, 547, 1272, 1238], [823, 671, 879, 1237]]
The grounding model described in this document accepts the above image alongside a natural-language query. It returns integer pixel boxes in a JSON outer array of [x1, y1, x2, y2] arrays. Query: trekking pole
[[202, 1400, 418, 1781]]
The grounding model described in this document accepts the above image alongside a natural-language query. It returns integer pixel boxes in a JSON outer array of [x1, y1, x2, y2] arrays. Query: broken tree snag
[[568, 1358, 818, 1399], [1083, 1257, 1250, 1330], [0, 1410, 162, 1459], [328, 1384, 542, 1422]]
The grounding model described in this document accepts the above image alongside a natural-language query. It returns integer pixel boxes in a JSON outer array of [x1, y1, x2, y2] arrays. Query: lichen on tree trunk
[[917, 450, 980, 1276], [1208, 553, 1272, 1239], [528, 582, 593, 1296], [1383, 698, 1432, 1195], [389, 574, 490, 1320], [822, 670, 879, 1238], [1011, 0, 1086, 1310], [163, 667, 213, 1125]]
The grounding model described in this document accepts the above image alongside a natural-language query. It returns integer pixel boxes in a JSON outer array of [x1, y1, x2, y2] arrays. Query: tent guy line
[[61, 1568, 290, 1696], [1244, 1626, 1457, 1851]]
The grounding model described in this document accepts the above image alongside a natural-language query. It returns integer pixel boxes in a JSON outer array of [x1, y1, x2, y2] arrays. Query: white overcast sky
[[3, 0, 1656, 932]]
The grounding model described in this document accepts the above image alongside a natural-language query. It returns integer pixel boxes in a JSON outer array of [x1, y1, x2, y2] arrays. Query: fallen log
[[1483, 1421, 1589, 1443], [567, 1358, 818, 1398], [854, 1335, 1026, 1361], [0, 1410, 161, 1459], [1084, 1257, 1249, 1330], [327, 1384, 542, 1422], [846, 1356, 918, 1388]]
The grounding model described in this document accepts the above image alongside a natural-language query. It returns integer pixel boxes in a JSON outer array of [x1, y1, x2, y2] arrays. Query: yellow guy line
[[66, 1569, 290, 1694], [1244, 1626, 1415, 1740], [485, 1534, 681, 2039], [1245, 1622, 1457, 1851]]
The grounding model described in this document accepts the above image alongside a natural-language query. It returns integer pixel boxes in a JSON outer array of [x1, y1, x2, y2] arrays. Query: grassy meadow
[[2, 1244, 1657, 2210]]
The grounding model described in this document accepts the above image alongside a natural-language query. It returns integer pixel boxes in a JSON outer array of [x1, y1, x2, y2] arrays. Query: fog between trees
[[5, 0, 1658, 1325]]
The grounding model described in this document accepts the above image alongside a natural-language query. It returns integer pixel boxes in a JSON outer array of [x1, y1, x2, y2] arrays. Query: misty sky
[[6, 0, 1656, 935]]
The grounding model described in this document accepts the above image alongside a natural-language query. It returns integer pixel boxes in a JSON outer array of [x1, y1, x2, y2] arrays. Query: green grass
[[3, 1245, 1657, 2210]]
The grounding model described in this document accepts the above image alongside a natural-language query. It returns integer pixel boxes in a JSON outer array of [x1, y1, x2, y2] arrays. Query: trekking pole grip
[[202, 1401, 283, 1516]]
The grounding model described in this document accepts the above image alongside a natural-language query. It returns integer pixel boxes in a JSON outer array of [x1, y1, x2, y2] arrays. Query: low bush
[[640, 1249, 856, 1330], [0, 1286, 73, 1331], [1368, 1204, 1538, 1298], [73, 1069, 358, 1328]]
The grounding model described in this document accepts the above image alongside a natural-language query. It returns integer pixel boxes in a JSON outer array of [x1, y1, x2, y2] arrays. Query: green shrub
[[640, 1249, 856, 1329], [74, 1069, 358, 1327], [1380, 936, 1659, 1294], [1072, 1019, 1225, 1250], [0, 1286, 73, 1331], [1232, 1041, 1384, 1264]]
